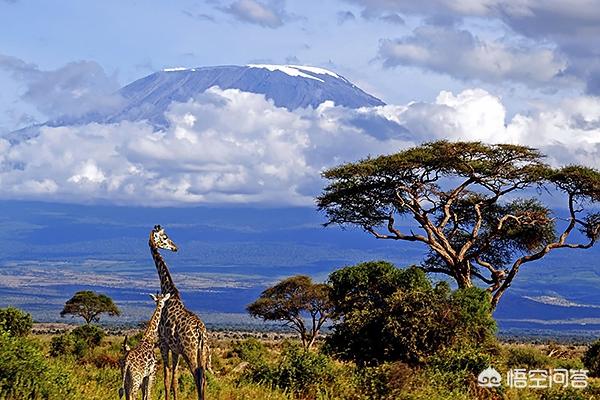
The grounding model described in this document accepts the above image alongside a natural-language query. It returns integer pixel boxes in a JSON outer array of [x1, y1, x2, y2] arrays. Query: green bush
[[540, 387, 590, 400], [71, 324, 105, 348], [50, 333, 75, 357], [326, 262, 497, 366], [230, 337, 268, 365], [357, 362, 416, 400], [50, 331, 93, 358], [554, 357, 584, 370], [583, 339, 600, 377], [0, 307, 33, 337], [506, 346, 553, 369], [0, 332, 75, 399], [246, 342, 337, 396], [428, 346, 492, 375]]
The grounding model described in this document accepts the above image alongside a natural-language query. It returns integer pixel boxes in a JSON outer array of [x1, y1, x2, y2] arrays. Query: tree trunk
[[454, 262, 473, 288]]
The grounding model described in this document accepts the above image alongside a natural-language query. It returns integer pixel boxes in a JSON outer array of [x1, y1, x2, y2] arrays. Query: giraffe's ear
[[149, 293, 158, 301], [163, 293, 171, 301]]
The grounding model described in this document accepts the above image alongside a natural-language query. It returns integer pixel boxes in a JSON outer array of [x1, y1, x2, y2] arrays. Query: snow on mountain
[[4, 64, 385, 140], [108, 64, 385, 127]]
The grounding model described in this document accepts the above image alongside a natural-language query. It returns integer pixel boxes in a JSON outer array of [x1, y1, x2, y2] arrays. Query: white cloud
[[348, 0, 600, 93], [0, 55, 123, 120], [0, 88, 408, 205], [220, 0, 289, 28], [2, 86, 600, 206], [379, 26, 568, 87]]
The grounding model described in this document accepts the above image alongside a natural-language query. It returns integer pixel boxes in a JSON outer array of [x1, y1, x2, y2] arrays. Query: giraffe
[[149, 225, 209, 400], [119, 292, 171, 400]]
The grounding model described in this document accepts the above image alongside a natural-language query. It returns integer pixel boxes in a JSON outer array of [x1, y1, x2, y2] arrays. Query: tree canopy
[[317, 141, 600, 308], [325, 261, 496, 366], [0, 307, 33, 337], [247, 275, 333, 349], [60, 291, 121, 325]]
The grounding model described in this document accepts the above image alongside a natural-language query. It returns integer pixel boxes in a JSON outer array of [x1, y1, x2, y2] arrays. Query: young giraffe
[[149, 225, 209, 400], [119, 292, 171, 400]]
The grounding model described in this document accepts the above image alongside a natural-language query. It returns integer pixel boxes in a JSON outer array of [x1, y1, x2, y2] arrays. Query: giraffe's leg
[[147, 370, 156, 400], [171, 352, 180, 400], [160, 346, 171, 400], [141, 376, 150, 400], [184, 349, 206, 400]]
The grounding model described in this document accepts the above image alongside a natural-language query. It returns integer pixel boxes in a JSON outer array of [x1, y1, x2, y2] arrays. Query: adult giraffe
[[149, 225, 209, 400]]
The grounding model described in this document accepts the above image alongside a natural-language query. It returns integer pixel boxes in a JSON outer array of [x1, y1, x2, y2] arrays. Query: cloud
[[0, 87, 409, 206], [3, 85, 600, 206], [337, 10, 356, 25], [0, 55, 123, 120], [360, 8, 404, 24], [220, 0, 290, 28], [378, 25, 568, 87], [347, 0, 600, 92], [182, 10, 216, 22]]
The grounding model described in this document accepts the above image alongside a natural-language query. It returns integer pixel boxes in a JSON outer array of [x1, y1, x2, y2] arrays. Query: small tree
[[247, 275, 333, 349], [60, 291, 121, 325], [318, 141, 600, 308], [0, 307, 33, 337]]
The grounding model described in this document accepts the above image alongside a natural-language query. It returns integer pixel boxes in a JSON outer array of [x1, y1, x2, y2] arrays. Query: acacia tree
[[247, 275, 333, 349], [60, 291, 121, 324], [317, 141, 600, 309]]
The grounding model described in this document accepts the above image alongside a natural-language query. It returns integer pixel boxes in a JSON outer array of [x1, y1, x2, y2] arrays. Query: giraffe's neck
[[142, 301, 166, 342], [149, 239, 179, 297]]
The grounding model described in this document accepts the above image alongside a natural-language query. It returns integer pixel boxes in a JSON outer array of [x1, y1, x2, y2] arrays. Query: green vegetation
[[50, 324, 106, 358], [0, 321, 598, 399], [1, 262, 598, 399], [317, 141, 600, 308], [247, 275, 333, 349], [325, 262, 496, 366], [60, 291, 121, 324], [584, 339, 600, 377], [0, 306, 33, 337]]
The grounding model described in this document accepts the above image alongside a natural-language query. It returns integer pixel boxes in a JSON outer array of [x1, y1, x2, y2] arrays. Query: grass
[[3, 331, 600, 400]]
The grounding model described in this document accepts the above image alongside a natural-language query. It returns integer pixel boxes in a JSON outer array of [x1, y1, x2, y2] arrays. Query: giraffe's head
[[149, 292, 171, 306], [151, 225, 178, 252]]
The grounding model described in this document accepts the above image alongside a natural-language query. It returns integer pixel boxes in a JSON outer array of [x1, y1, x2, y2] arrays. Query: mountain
[[111, 65, 385, 127], [5, 65, 385, 140]]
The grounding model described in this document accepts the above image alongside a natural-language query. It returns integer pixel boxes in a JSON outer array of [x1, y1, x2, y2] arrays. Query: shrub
[[506, 345, 553, 369], [583, 339, 600, 377], [0, 332, 75, 399], [357, 362, 417, 400], [326, 262, 497, 366], [230, 337, 268, 365], [50, 332, 91, 358], [0, 307, 33, 337], [428, 346, 492, 375], [246, 342, 337, 396], [71, 324, 105, 348], [50, 333, 75, 357], [554, 357, 585, 370]]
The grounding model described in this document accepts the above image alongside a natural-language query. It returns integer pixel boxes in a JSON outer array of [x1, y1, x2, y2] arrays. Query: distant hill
[[5, 64, 385, 141]]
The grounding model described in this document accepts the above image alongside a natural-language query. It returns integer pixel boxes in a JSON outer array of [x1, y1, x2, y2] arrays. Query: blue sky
[[1, 0, 600, 205]]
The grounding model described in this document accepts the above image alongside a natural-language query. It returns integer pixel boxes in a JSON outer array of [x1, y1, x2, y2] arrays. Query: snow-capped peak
[[162, 67, 196, 72], [288, 65, 341, 79], [246, 64, 344, 82]]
